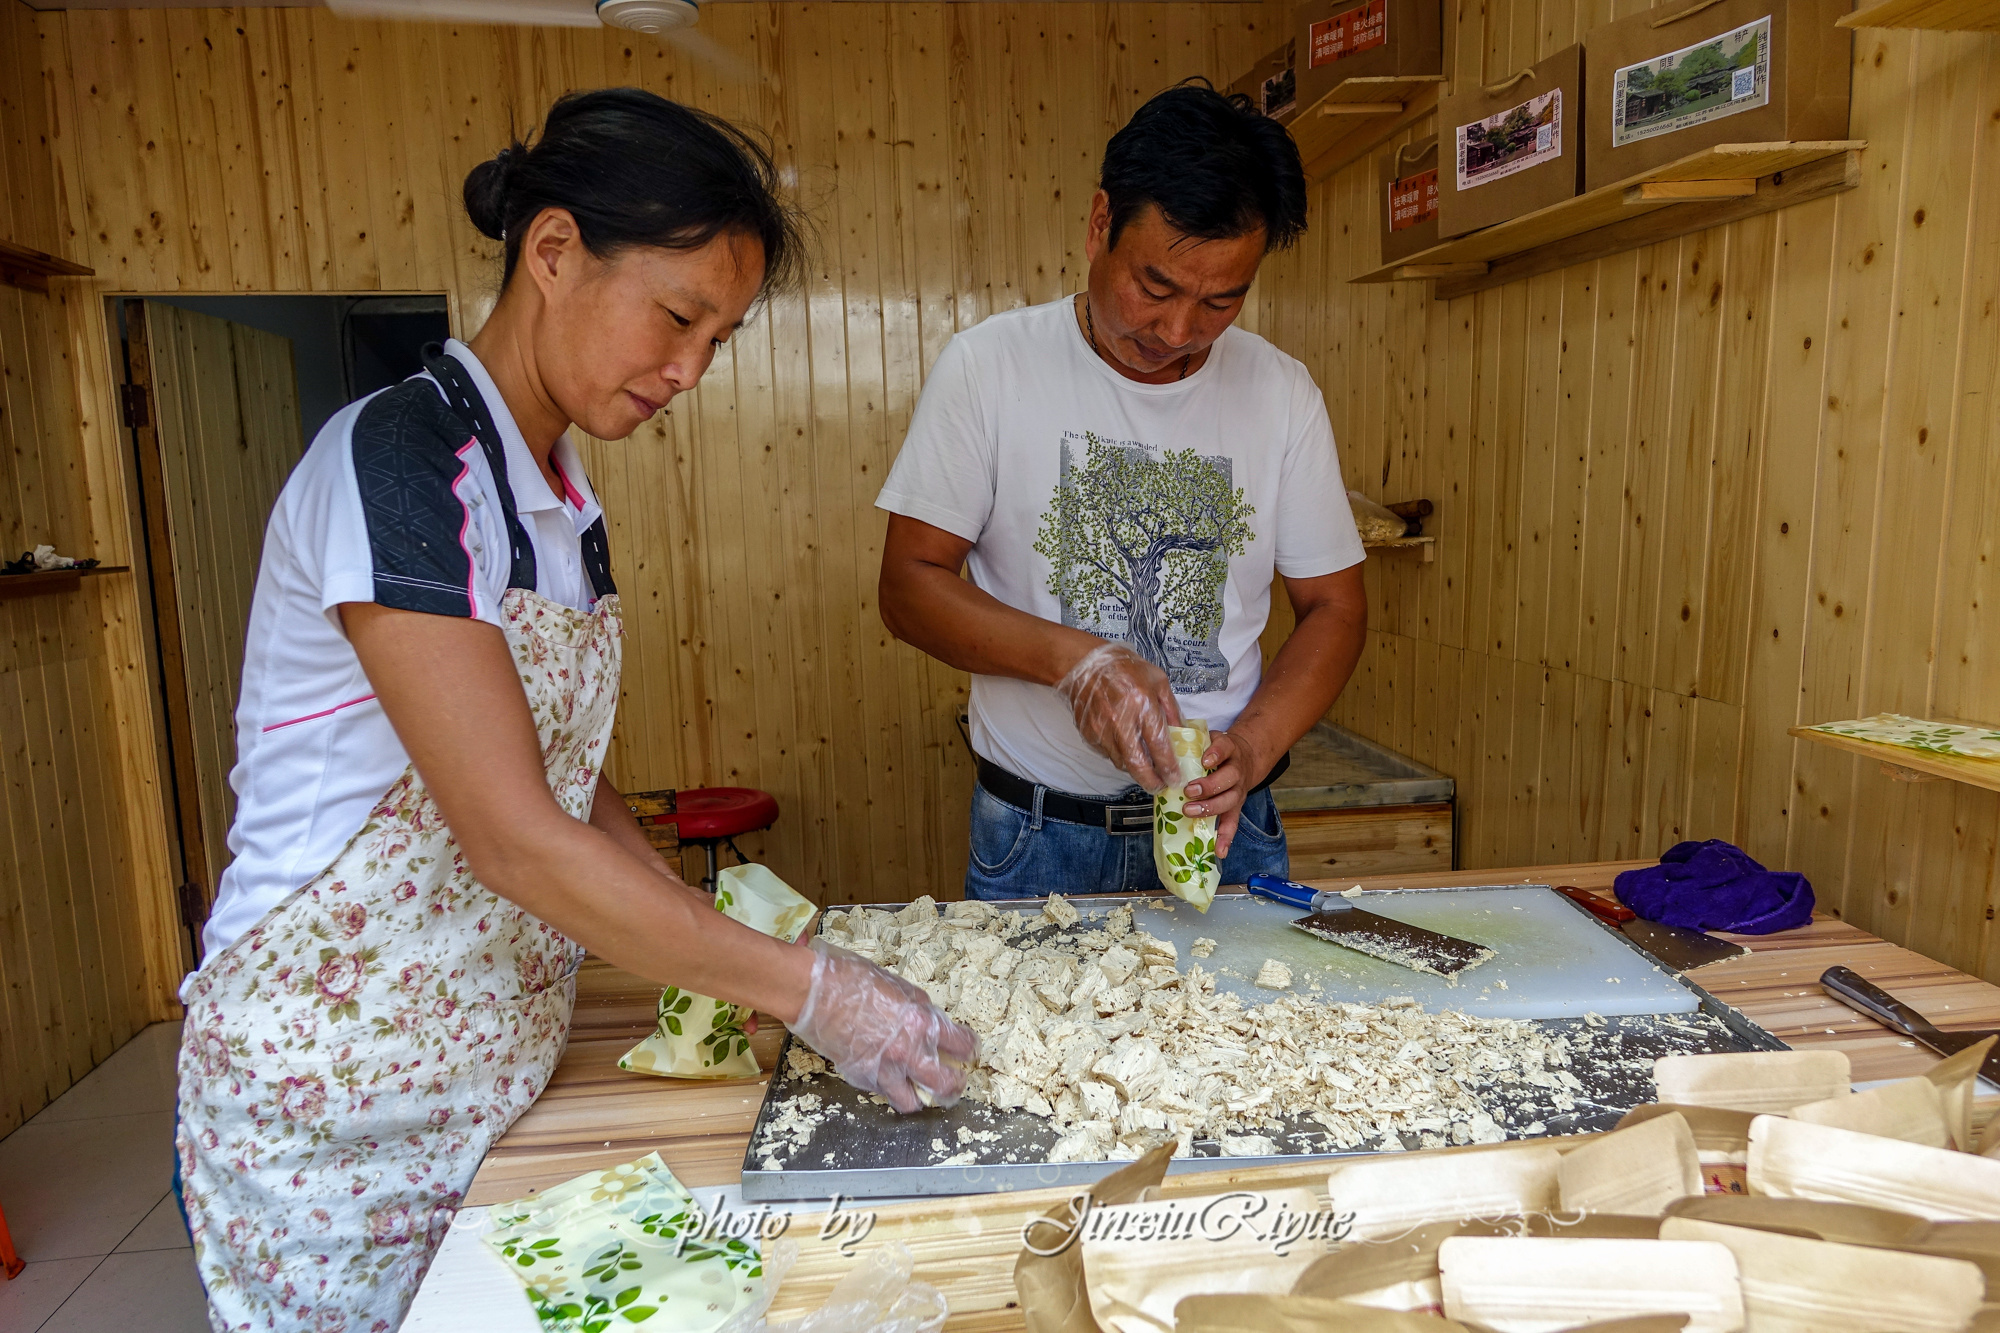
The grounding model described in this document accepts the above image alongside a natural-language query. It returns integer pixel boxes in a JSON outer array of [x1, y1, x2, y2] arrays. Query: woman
[[174, 89, 973, 1333]]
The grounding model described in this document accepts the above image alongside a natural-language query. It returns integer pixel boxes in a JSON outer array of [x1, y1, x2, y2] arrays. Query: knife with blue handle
[[1246, 874, 1494, 976]]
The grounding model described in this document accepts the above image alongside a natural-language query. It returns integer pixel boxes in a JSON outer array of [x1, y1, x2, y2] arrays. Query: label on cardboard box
[[1388, 168, 1439, 231], [1309, 0, 1388, 67], [1611, 15, 1771, 147], [1454, 88, 1564, 192]]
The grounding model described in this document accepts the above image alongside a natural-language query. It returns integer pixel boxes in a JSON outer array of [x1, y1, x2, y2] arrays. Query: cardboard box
[[1227, 38, 1299, 122], [1380, 135, 1442, 265], [1436, 44, 1584, 239], [1583, 0, 1851, 192], [1294, 0, 1444, 112]]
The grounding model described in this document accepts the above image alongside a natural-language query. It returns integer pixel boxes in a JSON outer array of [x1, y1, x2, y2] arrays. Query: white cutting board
[[1080, 884, 1701, 1019]]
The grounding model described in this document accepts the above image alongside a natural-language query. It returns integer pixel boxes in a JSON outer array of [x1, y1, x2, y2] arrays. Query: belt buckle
[[1105, 801, 1154, 836]]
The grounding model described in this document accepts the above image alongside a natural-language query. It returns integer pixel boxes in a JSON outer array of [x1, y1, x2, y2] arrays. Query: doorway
[[111, 294, 450, 965]]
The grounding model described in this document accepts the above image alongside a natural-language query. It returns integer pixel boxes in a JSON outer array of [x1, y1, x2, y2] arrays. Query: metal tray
[[738, 888, 1784, 1202]]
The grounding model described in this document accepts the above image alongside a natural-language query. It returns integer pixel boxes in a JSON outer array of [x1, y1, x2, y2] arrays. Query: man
[[877, 82, 1368, 900]]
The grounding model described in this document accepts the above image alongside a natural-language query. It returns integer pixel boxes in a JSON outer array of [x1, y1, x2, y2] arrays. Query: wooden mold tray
[[1837, 0, 2000, 30], [1792, 723, 2000, 793], [1352, 140, 1865, 299]]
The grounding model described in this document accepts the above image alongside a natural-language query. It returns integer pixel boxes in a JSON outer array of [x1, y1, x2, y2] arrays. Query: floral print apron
[[175, 587, 621, 1333]]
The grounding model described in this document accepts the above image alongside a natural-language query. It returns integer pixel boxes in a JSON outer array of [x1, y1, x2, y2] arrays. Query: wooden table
[[461, 860, 2000, 1328]]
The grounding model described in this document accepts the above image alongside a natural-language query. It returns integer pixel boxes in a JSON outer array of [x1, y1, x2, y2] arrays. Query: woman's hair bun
[[462, 143, 520, 242], [461, 89, 811, 293]]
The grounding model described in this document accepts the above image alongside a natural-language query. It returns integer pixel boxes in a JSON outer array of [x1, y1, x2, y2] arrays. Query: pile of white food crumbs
[[779, 894, 1578, 1167]]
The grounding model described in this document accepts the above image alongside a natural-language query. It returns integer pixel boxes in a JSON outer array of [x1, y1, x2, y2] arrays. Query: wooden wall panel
[[1270, 2, 2000, 980], [0, 0, 167, 1137]]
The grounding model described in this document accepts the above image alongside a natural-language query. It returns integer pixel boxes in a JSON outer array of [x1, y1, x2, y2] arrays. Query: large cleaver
[[1554, 885, 1749, 971], [1245, 874, 1494, 976], [1821, 965, 2000, 1085]]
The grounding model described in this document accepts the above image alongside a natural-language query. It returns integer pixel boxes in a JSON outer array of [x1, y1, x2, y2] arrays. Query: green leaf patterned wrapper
[[1153, 719, 1220, 913], [1807, 713, 2000, 759], [619, 864, 816, 1080], [482, 1152, 777, 1333]]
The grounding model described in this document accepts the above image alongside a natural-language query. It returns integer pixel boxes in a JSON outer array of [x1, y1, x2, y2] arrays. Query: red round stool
[[659, 787, 779, 892]]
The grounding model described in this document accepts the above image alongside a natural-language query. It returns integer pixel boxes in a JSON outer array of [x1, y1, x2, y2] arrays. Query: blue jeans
[[964, 781, 1289, 900]]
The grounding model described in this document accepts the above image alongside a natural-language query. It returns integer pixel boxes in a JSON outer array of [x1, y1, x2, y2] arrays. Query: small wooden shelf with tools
[[1353, 140, 1866, 299], [1837, 0, 2000, 30], [1791, 722, 2000, 793], [0, 239, 93, 292], [1292, 75, 1447, 183]]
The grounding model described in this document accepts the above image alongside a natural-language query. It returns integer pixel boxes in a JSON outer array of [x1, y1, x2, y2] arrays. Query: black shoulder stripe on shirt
[[350, 382, 486, 618], [582, 516, 617, 601]]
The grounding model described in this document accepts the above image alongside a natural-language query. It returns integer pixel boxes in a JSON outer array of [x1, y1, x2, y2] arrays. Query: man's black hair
[[464, 87, 809, 295], [1100, 79, 1308, 253]]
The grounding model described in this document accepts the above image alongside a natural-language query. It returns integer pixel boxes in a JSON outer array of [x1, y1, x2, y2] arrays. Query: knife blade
[[1820, 965, 2000, 1085], [1554, 885, 1749, 971], [1245, 875, 1494, 976]]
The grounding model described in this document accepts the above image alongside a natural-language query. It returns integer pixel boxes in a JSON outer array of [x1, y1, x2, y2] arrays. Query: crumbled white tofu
[[1254, 958, 1293, 990]]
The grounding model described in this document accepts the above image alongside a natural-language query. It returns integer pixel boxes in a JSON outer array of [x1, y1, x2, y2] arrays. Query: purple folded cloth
[[1613, 839, 1815, 935]]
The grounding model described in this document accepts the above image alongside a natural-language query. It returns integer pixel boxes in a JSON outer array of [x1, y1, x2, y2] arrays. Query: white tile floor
[[0, 1022, 211, 1333]]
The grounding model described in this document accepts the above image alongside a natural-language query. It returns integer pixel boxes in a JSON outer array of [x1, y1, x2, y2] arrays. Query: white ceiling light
[[597, 0, 698, 32]]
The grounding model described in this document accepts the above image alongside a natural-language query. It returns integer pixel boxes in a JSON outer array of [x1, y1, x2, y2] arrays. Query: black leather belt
[[975, 751, 1291, 836]]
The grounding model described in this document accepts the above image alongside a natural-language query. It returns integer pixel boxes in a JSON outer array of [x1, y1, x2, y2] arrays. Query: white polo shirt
[[197, 340, 615, 964]]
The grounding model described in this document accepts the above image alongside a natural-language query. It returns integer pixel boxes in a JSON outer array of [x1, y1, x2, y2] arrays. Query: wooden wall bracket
[[0, 238, 93, 292]]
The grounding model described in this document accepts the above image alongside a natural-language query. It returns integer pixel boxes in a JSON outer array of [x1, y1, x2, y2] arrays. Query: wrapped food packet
[[1923, 1034, 1995, 1153], [1437, 1237, 1743, 1333], [1154, 720, 1220, 912], [1661, 1216, 1985, 1333], [1017, 1142, 1175, 1333], [620, 864, 817, 1079], [483, 1152, 780, 1333], [1652, 1051, 1851, 1115], [1746, 1115, 2000, 1221], [1617, 1104, 1759, 1196], [1175, 1293, 1478, 1332], [1325, 1143, 1563, 1241], [1081, 1187, 1332, 1333], [1788, 1077, 1950, 1149], [1558, 1113, 1702, 1216]]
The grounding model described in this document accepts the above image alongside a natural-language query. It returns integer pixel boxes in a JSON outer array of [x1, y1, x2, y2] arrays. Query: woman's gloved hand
[[1054, 641, 1183, 794], [791, 937, 977, 1113]]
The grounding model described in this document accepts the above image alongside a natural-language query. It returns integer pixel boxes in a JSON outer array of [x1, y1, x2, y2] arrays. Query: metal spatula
[[1245, 874, 1494, 976]]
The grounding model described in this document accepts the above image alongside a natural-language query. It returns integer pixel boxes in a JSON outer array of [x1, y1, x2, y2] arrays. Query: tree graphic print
[[1034, 432, 1255, 677]]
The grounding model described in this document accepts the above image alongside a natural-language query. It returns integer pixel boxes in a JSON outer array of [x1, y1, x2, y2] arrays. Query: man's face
[[1081, 193, 1266, 380]]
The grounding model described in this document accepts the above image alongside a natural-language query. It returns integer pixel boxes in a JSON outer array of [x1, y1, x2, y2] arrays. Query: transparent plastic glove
[[791, 937, 976, 1113], [1054, 641, 1182, 794]]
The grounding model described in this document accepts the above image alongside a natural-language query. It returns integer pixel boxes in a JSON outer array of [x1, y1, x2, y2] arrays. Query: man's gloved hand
[[1054, 641, 1183, 794], [790, 937, 977, 1113]]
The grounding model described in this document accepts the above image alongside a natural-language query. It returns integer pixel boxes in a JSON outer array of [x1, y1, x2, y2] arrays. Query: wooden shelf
[[1837, 0, 2000, 31], [0, 565, 128, 602], [1292, 76, 1446, 185], [1363, 535, 1436, 562], [1791, 724, 2000, 793], [0, 239, 93, 293], [1352, 141, 1866, 299]]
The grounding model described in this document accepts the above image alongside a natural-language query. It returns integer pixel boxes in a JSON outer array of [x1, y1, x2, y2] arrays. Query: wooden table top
[[466, 858, 2000, 1207]]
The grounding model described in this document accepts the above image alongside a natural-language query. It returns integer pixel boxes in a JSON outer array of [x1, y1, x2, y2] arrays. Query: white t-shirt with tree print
[[877, 296, 1365, 798]]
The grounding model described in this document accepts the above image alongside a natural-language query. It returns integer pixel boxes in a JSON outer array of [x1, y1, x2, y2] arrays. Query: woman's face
[[528, 211, 767, 441]]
